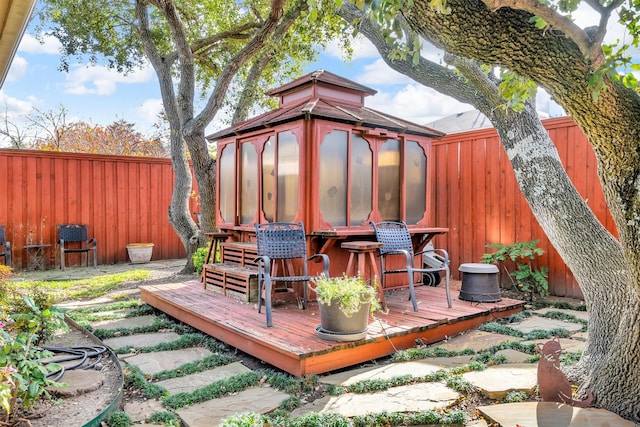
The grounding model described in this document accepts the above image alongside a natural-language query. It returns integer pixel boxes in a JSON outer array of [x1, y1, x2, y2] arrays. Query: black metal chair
[[0, 225, 11, 267], [254, 222, 329, 327], [370, 221, 451, 311], [57, 224, 97, 270]]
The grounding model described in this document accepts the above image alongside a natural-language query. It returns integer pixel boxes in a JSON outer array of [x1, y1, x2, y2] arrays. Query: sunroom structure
[[207, 69, 447, 288]]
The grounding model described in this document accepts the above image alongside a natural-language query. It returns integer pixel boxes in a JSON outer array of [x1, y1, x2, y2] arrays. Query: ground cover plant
[[8, 270, 151, 303]]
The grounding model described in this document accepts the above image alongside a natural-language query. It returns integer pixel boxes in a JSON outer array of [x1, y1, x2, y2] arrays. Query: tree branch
[[190, 23, 261, 54], [482, 0, 603, 65], [190, 0, 286, 133]]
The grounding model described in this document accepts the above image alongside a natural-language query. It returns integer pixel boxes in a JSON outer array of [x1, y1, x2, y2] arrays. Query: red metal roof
[[207, 70, 445, 140], [266, 69, 377, 97]]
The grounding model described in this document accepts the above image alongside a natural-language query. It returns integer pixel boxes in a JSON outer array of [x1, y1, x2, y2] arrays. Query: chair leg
[[407, 269, 418, 311], [264, 274, 273, 327], [444, 266, 452, 308], [60, 248, 65, 270], [92, 248, 97, 267]]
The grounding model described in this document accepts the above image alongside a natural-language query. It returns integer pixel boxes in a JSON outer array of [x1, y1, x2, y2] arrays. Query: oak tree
[[347, 0, 640, 419], [38, 0, 344, 272]]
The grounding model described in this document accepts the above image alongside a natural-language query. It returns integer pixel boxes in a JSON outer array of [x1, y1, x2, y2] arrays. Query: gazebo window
[[219, 142, 236, 223], [319, 130, 373, 226], [278, 131, 299, 222], [262, 136, 276, 222], [240, 142, 258, 224], [406, 141, 427, 223], [351, 135, 373, 225], [262, 131, 300, 223], [319, 131, 347, 225], [378, 139, 401, 221]]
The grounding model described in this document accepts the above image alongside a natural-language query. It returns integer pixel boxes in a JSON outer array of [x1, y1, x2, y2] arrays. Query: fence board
[[0, 149, 193, 270], [430, 117, 617, 299]]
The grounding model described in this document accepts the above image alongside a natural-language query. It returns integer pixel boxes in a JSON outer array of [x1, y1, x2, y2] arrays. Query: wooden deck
[[140, 280, 525, 376]]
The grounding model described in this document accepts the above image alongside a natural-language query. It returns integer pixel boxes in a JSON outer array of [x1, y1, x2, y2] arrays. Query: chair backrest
[[58, 224, 89, 243], [370, 221, 413, 255], [255, 222, 308, 260], [0, 225, 6, 246]]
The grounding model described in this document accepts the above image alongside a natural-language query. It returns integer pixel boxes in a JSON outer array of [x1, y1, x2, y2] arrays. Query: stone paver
[[103, 331, 182, 350], [49, 370, 105, 397], [495, 348, 532, 363], [478, 402, 637, 427], [437, 330, 521, 352], [125, 347, 214, 375], [521, 337, 585, 353], [534, 307, 589, 322], [463, 363, 538, 399], [156, 362, 251, 394], [123, 399, 165, 423], [509, 316, 583, 334], [177, 386, 290, 427], [92, 314, 158, 330], [291, 382, 459, 418], [320, 355, 477, 386]]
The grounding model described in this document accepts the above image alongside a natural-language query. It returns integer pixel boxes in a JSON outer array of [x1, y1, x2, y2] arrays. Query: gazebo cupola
[[207, 69, 444, 235]]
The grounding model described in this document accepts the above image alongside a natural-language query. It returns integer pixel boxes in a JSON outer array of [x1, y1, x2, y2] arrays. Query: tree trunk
[[398, 0, 640, 419]]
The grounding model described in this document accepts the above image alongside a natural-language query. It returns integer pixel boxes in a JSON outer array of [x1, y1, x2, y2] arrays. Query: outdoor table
[[310, 227, 449, 254], [341, 241, 387, 310], [24, 244, 52, 271]]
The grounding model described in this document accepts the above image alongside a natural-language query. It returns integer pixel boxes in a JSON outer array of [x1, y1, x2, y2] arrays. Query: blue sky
[[0, 6, 620, 143]]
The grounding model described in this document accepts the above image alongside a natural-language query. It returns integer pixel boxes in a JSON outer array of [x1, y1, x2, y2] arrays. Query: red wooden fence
[[0, 149, 195, 270], [429, 116, 616, 299], [1, 117, 615, 298]]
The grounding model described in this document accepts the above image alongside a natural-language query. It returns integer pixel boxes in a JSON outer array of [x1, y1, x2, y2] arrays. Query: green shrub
[[106, 410, 132, 427], [482, 240, 549, 296], [0, 297, 66, 424], [148, 410, 180, 426], [192, 246, 209, 275]]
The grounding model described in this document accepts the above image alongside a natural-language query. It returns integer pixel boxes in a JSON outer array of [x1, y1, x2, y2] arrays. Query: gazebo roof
[[207, 70, 445, 140]]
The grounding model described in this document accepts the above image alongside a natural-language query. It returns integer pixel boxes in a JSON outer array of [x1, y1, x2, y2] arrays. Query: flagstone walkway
[[43, 260, 633, 426]]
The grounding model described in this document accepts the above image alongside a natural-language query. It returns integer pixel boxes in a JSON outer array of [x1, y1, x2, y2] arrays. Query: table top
[[341, 241, 384, 250], [310, 227, 449, 238]]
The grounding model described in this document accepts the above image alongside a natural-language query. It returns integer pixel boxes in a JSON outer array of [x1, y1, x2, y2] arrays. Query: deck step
[[221, 242, 258, 268], [203, 263, 258, 302]]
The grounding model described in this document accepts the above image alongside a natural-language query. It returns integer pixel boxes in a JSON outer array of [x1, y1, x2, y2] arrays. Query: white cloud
[[356, 58, 413, 86], [5, 56, 28, 82], [136, 98, 164, 124], [18, 34, 62, 55], [64, 63, 156, 95], [367, 83, 471, 124], [0, 91, 37, 118]]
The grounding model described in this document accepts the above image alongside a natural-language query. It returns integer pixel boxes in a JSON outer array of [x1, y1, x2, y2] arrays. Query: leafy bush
[[0, 297, 66, 424], [482, 240, 549, 296], [192, 246, 209, 275], [148, 410, 180, 426], [106, 410, 132, 427]]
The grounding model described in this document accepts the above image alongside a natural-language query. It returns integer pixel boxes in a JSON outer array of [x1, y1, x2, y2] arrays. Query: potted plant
[[312, 275, 381, 340]]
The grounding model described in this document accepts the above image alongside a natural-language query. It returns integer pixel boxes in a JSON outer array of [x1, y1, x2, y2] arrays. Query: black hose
[[40, 345, 109, 382]]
